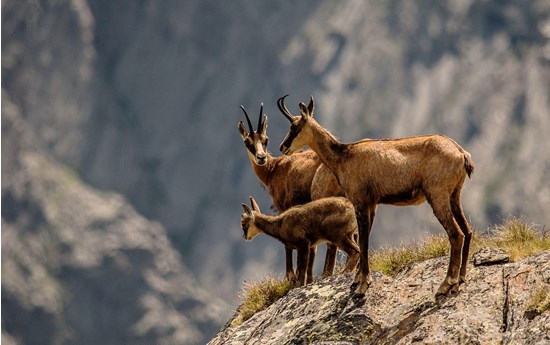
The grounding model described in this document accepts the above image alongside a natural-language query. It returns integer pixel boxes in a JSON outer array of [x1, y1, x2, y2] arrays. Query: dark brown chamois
[[241, 196, 359, 286], [238, 104, 343, 283], [277, 95, 474, 298]]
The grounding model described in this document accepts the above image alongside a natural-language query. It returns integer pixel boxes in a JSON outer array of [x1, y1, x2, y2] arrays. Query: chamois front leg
[[353, 207, 375, 296], [284, 245, 297, 282], [322, 244, 338, 277], [306, 246, 316, 284], [296, 243, 310, 286]]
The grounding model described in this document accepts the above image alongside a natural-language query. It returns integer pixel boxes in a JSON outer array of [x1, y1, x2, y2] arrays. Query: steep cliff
[[209, 250, 550, 344], [2, 95, 226, 344]]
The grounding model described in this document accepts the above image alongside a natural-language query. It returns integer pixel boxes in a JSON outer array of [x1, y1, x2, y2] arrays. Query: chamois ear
[[242, 203, 253, 216], [307, 95, 314, 117], [238, 121, 248, 139], [259, 115, 268, 133], [299, 97, 314, 119], [249, 196, 261, 212]]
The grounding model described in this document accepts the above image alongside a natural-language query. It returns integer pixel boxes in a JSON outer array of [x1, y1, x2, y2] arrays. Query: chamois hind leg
[[427, 193, 464, 297], [306, 246, 316, 284], [322, 244, 338, 277], [295, 243, 310, 287], [340, 234, 360, 273], [353, 206, 376, 296], [284, 246, 297, 282], [451, 186, 472, 285]]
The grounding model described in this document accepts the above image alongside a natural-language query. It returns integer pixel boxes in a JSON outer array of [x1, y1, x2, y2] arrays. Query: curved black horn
[[240, 105, 254, 134], [257, 102, 264, 131], [277, 95, 294, 122]]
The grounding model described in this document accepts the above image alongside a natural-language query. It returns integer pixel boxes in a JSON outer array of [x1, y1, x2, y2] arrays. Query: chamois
[[241, 196, 360, 286], [278, 95, 474, 298], [238, 104, 343, 282]]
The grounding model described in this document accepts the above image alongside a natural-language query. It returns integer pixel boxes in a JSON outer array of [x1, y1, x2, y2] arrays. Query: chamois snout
[[255, 153, 267, 165]]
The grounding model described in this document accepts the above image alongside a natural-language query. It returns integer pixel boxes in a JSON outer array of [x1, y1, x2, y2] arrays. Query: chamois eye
[[290, 125, 299, 133]]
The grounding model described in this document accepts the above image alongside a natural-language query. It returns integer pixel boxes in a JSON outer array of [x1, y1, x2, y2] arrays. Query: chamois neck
[[307, 119, 347, 170], [253, 212, 283, 238], [247, 151, 275, 187]]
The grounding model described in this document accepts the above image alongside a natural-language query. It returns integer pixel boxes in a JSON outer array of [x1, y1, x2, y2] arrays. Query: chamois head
[[278, 94, 315, 155], [240, 196, 263, 240], [238, 103, 269, 165]]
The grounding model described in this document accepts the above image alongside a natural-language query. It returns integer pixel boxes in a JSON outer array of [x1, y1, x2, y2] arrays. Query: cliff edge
[[209, 249, 550, 344]]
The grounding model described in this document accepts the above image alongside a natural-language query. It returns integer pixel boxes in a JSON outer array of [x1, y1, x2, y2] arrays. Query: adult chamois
[[241, 196, 359, 286], [238, 104, 343, 283], [277, 95, 474, 298]]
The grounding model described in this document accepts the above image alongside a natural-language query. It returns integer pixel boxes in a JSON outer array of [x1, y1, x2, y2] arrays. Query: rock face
[[2, 91, 226, 344], [209, 250, 550, 345]]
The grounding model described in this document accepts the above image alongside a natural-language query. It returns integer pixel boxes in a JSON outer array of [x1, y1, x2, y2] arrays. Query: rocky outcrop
[[2, 94, 226, 344], [210, 250, 550, 344]]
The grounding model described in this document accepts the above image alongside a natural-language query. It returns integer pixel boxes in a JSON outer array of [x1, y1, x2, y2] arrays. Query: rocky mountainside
[[2, 0, 550, 343], [2, 97, 226, 344], [209, 250, 550, 344]]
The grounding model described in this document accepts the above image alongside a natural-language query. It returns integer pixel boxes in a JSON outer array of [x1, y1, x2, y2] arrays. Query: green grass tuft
[[231, 276, 293, 327], [526, 285, 550, 315]]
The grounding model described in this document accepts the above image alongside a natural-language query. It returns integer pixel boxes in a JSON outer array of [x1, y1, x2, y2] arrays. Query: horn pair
[[240, 103, 264, 134]]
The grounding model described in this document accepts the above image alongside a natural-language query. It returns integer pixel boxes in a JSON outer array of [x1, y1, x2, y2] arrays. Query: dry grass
[[231, 276, 293, 327], [232, 218, 549, 326], [526, 285, 550, 316], [370, 217, 549, 277]]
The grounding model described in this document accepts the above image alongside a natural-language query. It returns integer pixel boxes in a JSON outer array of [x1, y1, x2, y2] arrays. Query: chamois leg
[[451, 187, 472, 285], [322, 244, 338, 277], [306, 246, 316, 284], [428, 194, 464, 297], [284, 246, 297, 282], [296, 243, 310, 286], [340, 234, 360, 273], [353, 206, 376, 296]]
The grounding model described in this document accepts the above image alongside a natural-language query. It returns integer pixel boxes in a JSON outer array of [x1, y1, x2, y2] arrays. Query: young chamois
[[240, 196, 360, 286], [277, 95, 475, 298], [238, 104, 343, 283]]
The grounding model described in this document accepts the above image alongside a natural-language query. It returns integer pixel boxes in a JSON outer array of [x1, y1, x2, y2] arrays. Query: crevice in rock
[[501, 268, 511, 334]]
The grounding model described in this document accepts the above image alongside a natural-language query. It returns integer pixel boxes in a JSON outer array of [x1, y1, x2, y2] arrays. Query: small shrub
[[231, 276, 293, 327]]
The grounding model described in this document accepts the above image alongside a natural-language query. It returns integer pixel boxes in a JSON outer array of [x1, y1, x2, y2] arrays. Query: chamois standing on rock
[[278, 95, 474, 298], [238, 104, 344, 283], [241, 196, 360, 286]]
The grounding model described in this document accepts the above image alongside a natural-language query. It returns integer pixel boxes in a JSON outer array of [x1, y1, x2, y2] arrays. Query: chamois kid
[[278, 95, 474, 298], [240, 196, 359, 287], [238, 104, 343, 283]]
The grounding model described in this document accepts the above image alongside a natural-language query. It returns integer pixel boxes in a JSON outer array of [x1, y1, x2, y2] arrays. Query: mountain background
[[2, 0, 549, 344]]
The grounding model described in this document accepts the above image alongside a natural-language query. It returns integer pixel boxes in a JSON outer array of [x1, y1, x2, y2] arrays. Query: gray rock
[[473, 247, 511, 266], [210, 251, 550, 345]]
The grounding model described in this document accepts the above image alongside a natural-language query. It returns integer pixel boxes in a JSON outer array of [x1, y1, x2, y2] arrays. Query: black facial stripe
[[282, 130, 298, 148]]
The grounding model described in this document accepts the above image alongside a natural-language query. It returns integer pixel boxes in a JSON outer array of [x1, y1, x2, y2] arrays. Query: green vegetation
[[231, 276, 293, 327], [232, 218, 549, 327]]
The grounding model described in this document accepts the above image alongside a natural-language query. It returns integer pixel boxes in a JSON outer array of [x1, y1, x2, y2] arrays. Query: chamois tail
[[464, 152, 474, 178]]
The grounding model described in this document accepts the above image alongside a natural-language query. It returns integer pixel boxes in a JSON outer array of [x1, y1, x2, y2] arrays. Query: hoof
[[436, 281, 460, 299], [459, 276, 467, 285], [352, 291, 365, 300]]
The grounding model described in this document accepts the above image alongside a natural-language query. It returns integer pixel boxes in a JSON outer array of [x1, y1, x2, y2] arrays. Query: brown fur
[[238, 104, 344, 283], [278, 95, 474, 297], [241, 196, 360, 286]]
